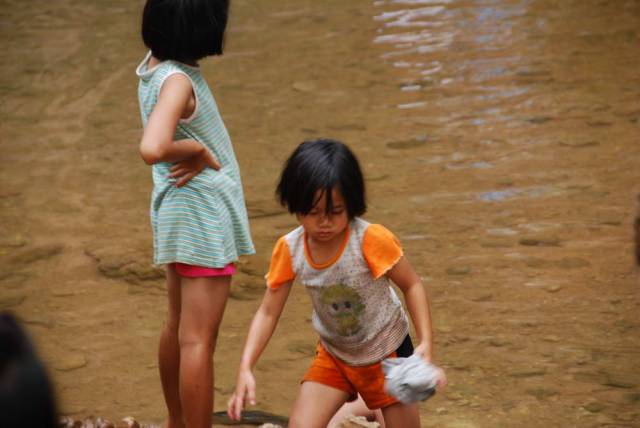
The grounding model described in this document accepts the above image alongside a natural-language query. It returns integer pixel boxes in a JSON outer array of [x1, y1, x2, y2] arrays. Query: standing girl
[[136, 1, 254, 427], [227, 139, 445, 428]]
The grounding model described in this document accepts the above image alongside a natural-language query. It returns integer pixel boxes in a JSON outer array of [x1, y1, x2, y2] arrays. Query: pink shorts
[[173, 262, 236, 277]]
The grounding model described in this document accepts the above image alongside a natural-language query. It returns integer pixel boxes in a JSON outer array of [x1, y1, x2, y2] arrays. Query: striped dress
[[136, 52, 255, 268]]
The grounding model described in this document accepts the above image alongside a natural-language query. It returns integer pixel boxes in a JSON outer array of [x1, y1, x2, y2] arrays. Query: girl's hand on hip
[[169, 149, 220, 187], [227, 368, 256, 421]]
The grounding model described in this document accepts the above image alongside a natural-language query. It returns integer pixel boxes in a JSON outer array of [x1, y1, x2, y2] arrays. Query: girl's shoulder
[[281, 225, 305, 248]]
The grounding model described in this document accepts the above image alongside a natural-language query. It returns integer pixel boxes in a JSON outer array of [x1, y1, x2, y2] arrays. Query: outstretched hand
[[169, 149, 220, 187], [227, 369, 256, 421]]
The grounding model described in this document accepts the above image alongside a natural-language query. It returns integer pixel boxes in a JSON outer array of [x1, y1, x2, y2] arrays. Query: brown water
[[1, 0, 639, 426]]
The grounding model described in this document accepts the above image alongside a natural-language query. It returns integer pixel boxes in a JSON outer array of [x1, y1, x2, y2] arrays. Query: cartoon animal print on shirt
[[320, 284, 365, 336]]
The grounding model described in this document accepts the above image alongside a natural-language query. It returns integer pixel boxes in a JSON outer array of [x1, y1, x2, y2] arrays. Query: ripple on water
[[477, 186, 550, 202]]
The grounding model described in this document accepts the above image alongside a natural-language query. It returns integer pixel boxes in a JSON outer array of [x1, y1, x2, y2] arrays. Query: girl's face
[[297, 188, 349, 244]]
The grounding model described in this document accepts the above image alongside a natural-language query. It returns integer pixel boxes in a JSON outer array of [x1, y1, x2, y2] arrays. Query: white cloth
[[382, 354, 438, 404]]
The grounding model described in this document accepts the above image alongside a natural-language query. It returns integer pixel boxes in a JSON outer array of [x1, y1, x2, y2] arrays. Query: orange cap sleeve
[[265, 236, 295, 289], [363, 224, 403, 279]]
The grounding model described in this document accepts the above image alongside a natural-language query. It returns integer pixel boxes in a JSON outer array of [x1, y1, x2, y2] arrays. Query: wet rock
[[586, 120, 613, 127], [0, 291, 26, 309], [574, 371, 609, 385], [238, 265, 265, 278], [337, 416, 379, 428], [526, 388, 558, 400], [559, 141, 599, 148], [471, 293, 493, 302], [229, 282, 263, 301], [54, 355, 87, 372], [508, 368, 546, 378], [292, 81, 316, 92], [0, 233, 28, 248], [526, 116, 552, 124], [603, 372, 636, 389], [583, 401, 605, 413], [625, 392, 640, 404], [120, 417, 140, 428], [20, 314, 54, 329], [9, 244, 63, 265], [123, 262, 165, 282], [60, 417, 159, 428], [446, 266, 471, 276], [85, 246, 163, 285], [95, 419, 115, 428], [386, 135, 428, 150], [519, 237, 560, 247], [524, 257, 548, 268], [555, 258, 590, 269], [0, 270, 28, 283], [486, 337, 510, 347]]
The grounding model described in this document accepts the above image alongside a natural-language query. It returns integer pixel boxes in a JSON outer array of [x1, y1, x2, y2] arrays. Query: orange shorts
[[302, 336, 413, 410]]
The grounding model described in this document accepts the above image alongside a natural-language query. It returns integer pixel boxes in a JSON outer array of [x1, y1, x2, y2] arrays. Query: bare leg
[[329, 395, 385, 428], [158, 265, 184, 428], [289, 381, 350, 428], [381, 402, 420, 428], [179, 275, 230, 428]]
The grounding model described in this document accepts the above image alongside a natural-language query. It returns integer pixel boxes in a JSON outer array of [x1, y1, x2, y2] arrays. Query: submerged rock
[[54, 355, 87, 372]]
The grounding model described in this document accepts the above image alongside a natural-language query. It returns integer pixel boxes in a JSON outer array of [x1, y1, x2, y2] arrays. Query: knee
[[178, 326, 219, 351]]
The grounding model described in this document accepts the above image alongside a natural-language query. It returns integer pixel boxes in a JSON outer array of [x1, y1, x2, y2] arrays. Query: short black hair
[[276, 139, 366, 218], [0, 312, 58, 428], [141, 0, 230, 63]]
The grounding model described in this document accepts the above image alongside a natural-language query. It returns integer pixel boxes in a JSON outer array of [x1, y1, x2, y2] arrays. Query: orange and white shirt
[[266, 218, 409, 366]]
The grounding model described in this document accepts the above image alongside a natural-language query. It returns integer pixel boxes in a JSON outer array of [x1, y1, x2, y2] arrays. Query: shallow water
[[1, 0, 639, 426]]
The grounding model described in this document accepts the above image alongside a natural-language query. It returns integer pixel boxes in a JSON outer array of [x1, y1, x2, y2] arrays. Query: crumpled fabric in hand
[[381, 354, 438, 404]]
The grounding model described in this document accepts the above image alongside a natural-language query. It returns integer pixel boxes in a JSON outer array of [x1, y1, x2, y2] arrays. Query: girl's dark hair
[[141, 0, 230, 63], [276, 139, 366, 218]]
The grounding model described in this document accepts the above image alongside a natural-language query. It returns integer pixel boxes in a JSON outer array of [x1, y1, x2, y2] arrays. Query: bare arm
[[228, 281, 293, 420], [387, 257, 434, 361], [139, 73, 219, 169]]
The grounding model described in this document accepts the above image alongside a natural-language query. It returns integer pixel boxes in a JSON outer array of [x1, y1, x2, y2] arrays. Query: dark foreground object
[[213, 410, 289, 426]]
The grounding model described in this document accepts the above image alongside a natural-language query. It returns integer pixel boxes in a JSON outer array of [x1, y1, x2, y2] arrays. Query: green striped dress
[[136, 52, 255, 268]]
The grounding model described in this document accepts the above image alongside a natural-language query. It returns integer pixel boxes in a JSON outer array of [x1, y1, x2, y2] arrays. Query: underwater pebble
[[508, 368, 546, 378], [0, 292, 26, 309], [446, 266, 471, 276], [9, 244, 63, 265], [519, 237, 561, 247], [54, 355, 87, 372], [583, 401, 605, 413], [526, 388, 558, 400]]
